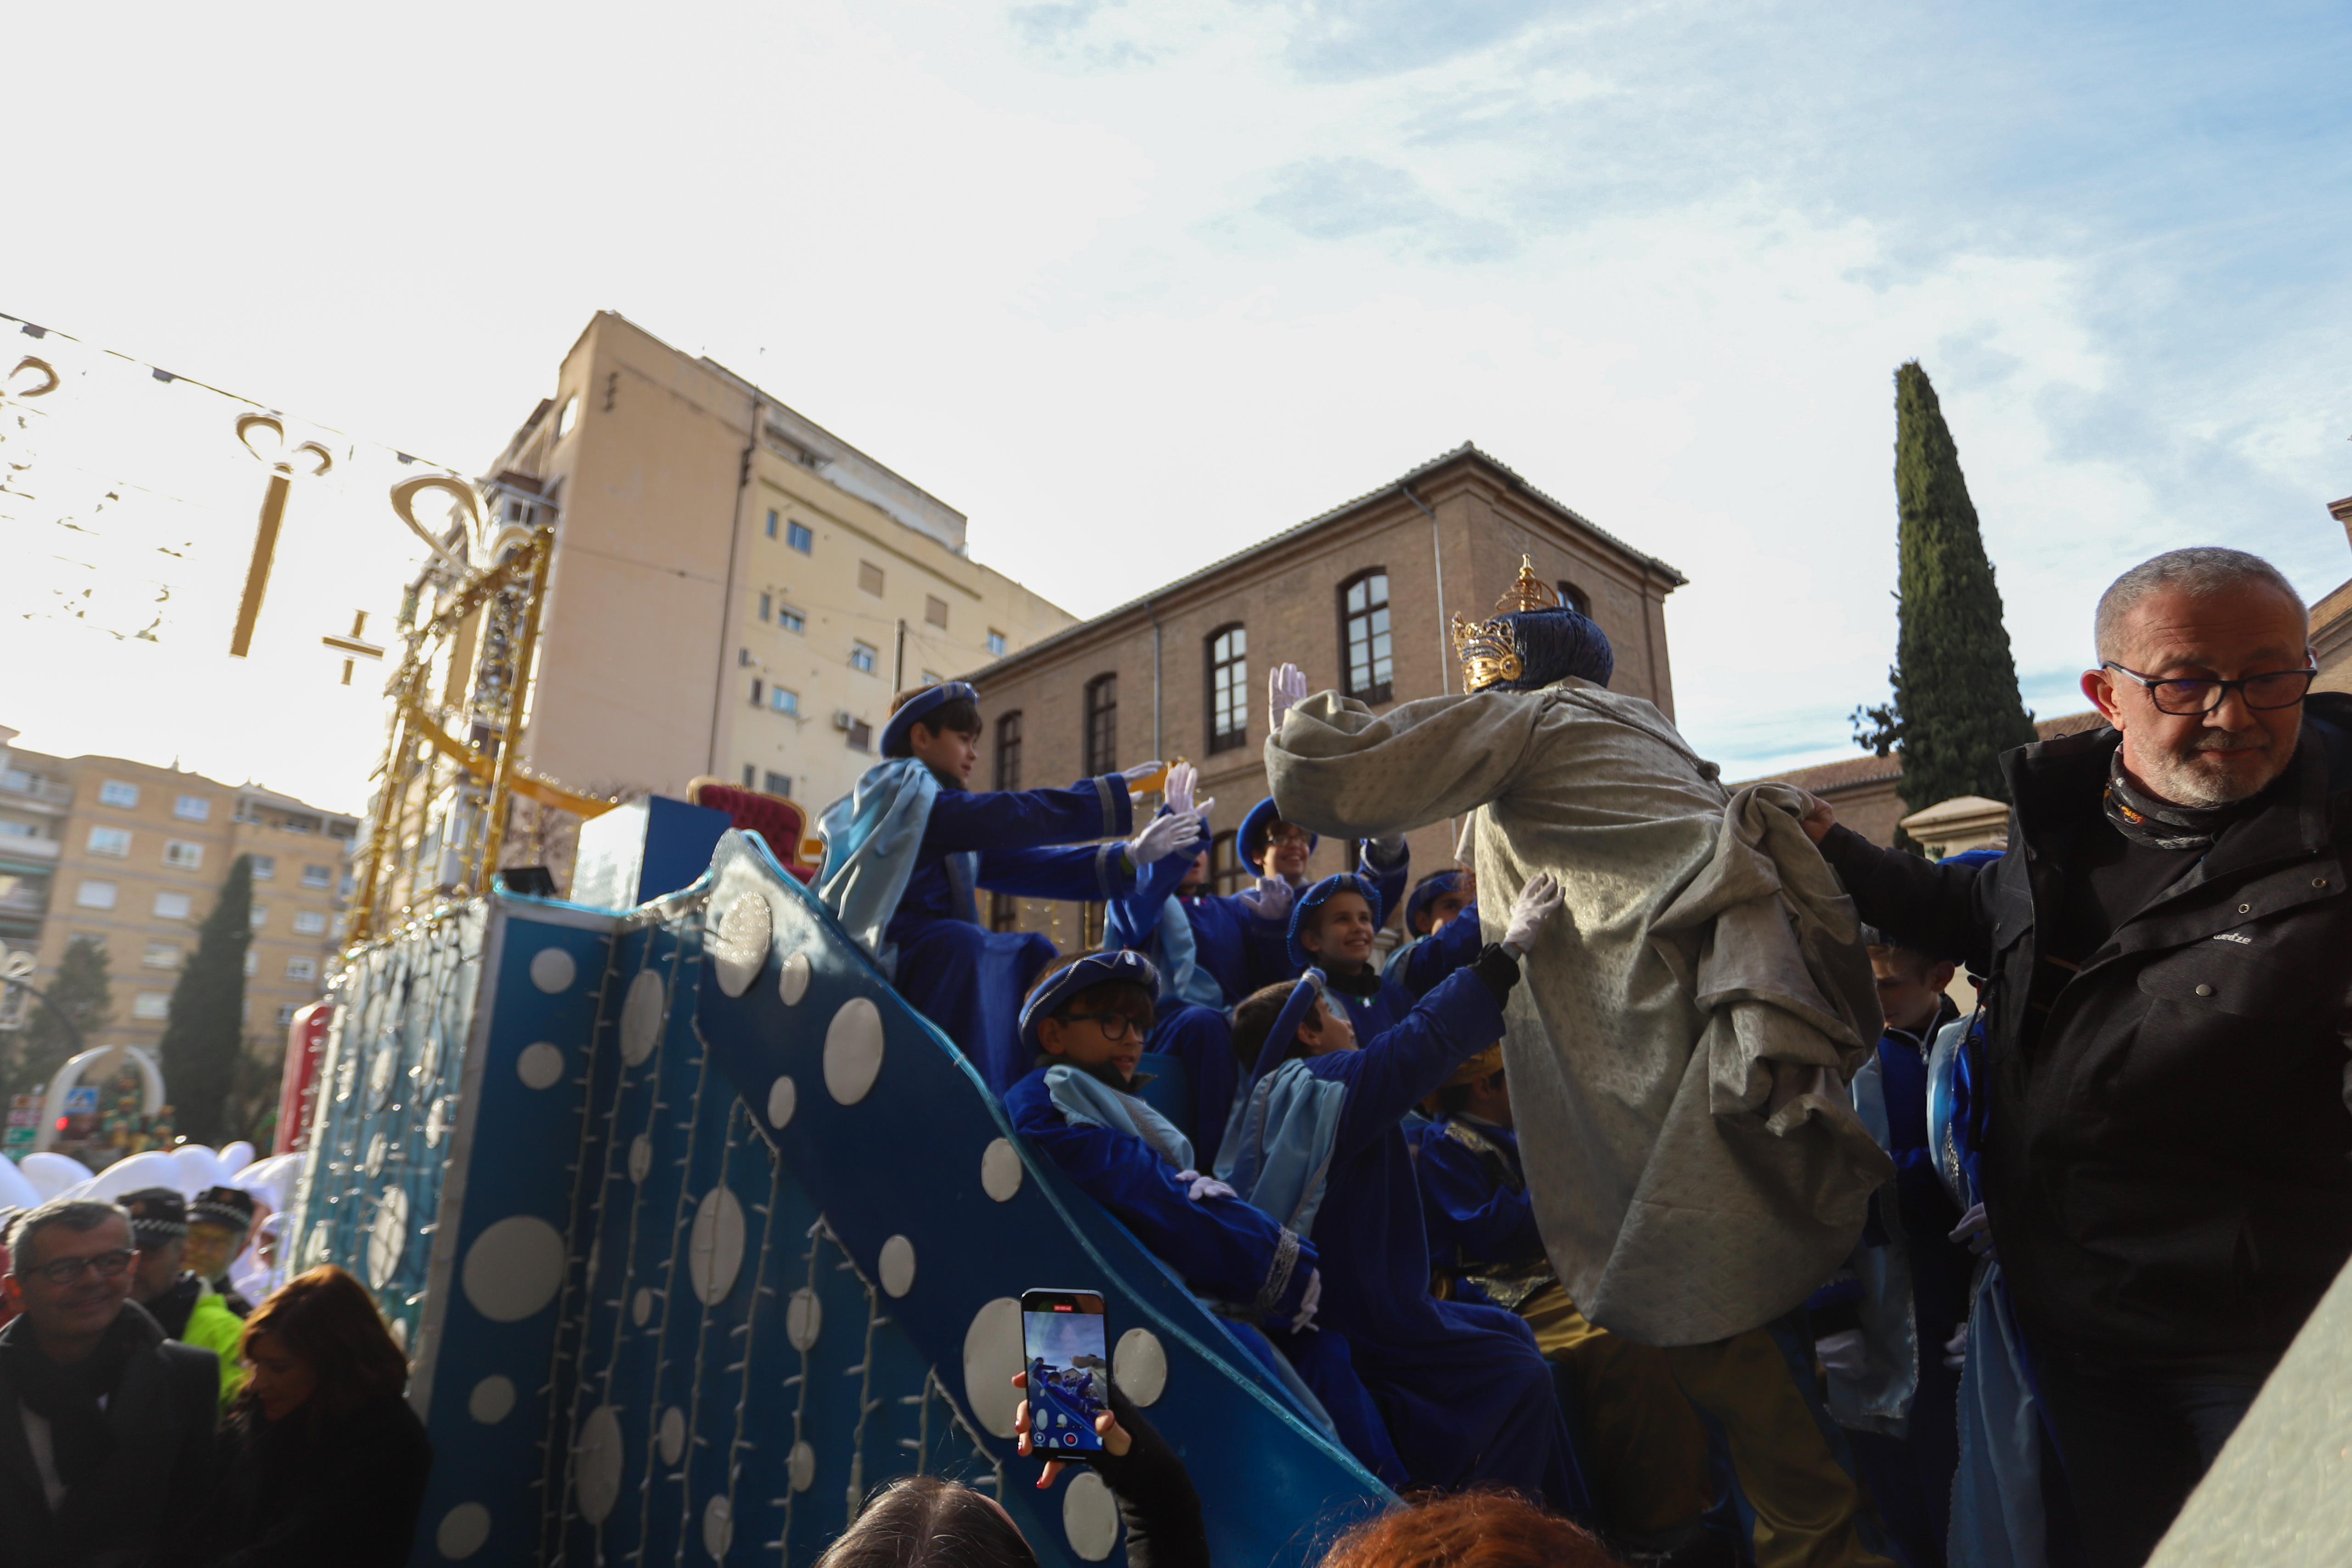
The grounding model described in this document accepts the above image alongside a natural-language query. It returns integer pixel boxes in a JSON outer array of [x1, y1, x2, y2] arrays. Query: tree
[[1853, 361, 2039, 812], [158, 853, 252, 1144], [5, 934, 112, 1101]]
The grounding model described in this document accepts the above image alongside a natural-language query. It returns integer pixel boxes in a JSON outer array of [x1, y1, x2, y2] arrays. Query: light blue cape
[[815, 757, 976, 978], [1215, 1059, 1347, 1239], [1044, 1065, 1196, 1173]]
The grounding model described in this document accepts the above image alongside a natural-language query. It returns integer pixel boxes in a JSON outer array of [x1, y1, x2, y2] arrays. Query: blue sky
[[6, 0, 2347, 800]]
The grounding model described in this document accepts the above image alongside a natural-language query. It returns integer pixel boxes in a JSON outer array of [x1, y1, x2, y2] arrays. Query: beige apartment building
[[474, 311, 1074, 840], [965, 444, 1685, 947], [0, 735, 355, 1064]]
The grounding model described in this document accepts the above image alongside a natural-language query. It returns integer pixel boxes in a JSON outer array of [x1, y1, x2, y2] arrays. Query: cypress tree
[[158, 853, 252, 1144], [6, 934, 113, 1101], [1855, 362, 2039, 811]]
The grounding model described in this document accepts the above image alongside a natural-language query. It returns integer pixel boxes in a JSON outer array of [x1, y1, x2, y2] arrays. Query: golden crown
[[1450, 557, 1560, 692]]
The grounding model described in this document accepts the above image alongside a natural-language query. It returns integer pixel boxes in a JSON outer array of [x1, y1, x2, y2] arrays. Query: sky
[[5, 0, 2349, 810]]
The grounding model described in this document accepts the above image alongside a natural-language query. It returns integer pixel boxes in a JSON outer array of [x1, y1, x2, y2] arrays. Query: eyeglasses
[[1059, 1011, 1146, 1043], [1266, 827, 1313, 848], [20, 1249, 135, 1286], [2101, 662, 2318, 717]]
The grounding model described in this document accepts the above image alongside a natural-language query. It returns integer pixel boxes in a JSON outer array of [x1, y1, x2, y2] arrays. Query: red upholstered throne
[[687, 778, 824, 886]]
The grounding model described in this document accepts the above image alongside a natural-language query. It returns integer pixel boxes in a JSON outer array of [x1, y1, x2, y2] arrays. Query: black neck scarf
[[1, 1308, 144, 1492], [2102, 750, 2249, 852]]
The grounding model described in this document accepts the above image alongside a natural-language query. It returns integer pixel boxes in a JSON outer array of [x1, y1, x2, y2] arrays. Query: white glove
[[1237, 874, 1294, 925], [1119, 760, 1167, 790], [1268, 663, 1310, 733], [1501, 871, 1563, 951], [1949, 1203, 1993, 1258], [1164, 761, 1197, 816], [1289, 1268, 1323, 1333], [1942, 1322, 1969, 1373], [1363, 834, 1408, 869], [1129, 810, 1208, 867], [1816, 1328, 1867, 1381], [1176, 1170, 1236, 1203]]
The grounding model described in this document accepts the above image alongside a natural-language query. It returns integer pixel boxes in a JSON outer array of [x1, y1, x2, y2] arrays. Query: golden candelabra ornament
[[1449, 555, 1560, 692]]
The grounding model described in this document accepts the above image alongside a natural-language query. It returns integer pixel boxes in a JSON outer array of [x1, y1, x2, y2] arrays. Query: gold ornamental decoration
[[1449, 555, 1560, 692]]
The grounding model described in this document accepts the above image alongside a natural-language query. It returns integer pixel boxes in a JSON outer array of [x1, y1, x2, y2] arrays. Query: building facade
[[2313, 493, 2352, 696], [0, 735, 355, 1063], [475, 312, 1074, 834], [964, 444, 1685, 948]]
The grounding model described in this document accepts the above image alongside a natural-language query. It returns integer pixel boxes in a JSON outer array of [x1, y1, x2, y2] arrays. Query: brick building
[[963, 444, 1685, 948]]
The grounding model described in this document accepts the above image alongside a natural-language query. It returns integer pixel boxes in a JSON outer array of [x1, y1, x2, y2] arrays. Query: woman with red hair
[[1316, 1492, 1622, 1568]]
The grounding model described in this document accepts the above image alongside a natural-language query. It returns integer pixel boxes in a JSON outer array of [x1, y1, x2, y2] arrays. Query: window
[[741, 763, 757, 788], [556, 395, 579, 439], [174, 794, 211, 822], [1210, 831, 1246, 896], [1340, 570, 1394, 704], [777, 606, 806, 635], [154, 891, 192, 920], [858, 561, 885, 597], [845, 720, 873, 752], [243, 950, 259, 976], [989, 892, 1018, 933], [163, 840, 204, 870], [76, 879, 119, 910], [751, 677, 764, 706], [250, 905, 268, 930], [787, 520, 814, 553], [99, 780, 139, 808], [924, 595, 949, 629], [1556, 579, 1592, 617], [276, 1004, 299, 1029], [1207, 624, 1248, 753], [285, 956, 318, 982], [850, 642, 877, 674], [0, 820, 34, 839], [302, 864, 332, 889], [133, 993, 170, 1021], [758, 591, 772, 621], [765, 508, 780, 539], [1081, 902, 1106, 948], [249, 855, 276, 880], [995, 712, 1023, 791], [769, 687, 799, 716], [1083, 675, 1118, 775], [293, 909, 328, 935], [763, 771, 793, 797], [87, 825, 130, 857], [986, 629, 1008, 658], [142, 942, 178, 969]]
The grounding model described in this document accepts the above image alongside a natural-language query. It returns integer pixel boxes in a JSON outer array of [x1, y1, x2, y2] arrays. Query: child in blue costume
[[1217, 872, 1588, 1513], [1238, 793, 1412, 922], [1285, 874, 1425, 1043], [816, 682, 1206, 1094], [1104, 765, 1295, 1166], [1381, 869, 1488, 999], [1001, 950, 1406, 1486]]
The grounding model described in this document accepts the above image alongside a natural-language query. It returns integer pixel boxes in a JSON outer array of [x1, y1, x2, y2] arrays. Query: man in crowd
[[0, 1199, 222, 1568], [1803, 546, 2351, 1568], [124, 1187, 246, 1406], [184, 1185, 259, 1317]]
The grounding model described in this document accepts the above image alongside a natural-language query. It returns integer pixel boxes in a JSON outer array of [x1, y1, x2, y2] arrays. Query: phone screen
[[1021, 1289, 1109, 1455]]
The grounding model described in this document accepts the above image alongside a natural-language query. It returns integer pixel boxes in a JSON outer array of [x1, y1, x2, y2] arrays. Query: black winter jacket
[[200, 1392, 432, 1567], [1819, 694, 2352, 1380]]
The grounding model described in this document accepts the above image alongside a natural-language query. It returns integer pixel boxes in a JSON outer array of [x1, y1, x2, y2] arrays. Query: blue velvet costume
[[1414, 1116, 1544, 1290], [1286, 873, 1418, 1043], [1220, 965, 1587, 1512]]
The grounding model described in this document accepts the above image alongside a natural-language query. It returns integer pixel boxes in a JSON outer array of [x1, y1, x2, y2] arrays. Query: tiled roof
[[1739, 711, 2105, 793]]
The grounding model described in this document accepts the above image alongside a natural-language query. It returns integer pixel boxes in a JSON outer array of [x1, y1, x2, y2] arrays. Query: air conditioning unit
[[831, 711, 857, 731]]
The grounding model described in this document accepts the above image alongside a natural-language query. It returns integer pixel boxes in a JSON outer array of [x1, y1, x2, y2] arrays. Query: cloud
[[1255, 156, 1517, 259], [1276, 0, 1565, 82]]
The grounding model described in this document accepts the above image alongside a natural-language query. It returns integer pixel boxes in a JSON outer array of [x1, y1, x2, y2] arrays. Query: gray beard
[[2138, 743, 2284, 808]]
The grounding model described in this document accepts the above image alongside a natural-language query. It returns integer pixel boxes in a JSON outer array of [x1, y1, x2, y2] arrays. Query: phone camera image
[[1022, 1294, 1110, 1455]]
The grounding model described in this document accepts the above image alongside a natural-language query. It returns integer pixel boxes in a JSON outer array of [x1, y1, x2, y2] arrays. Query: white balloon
[[0, 1156, 40, 1210], [232, 1154, 300, 1210], [17, 1152, 92, 1201], [86, 1150, 182, 1203], [170, 1145, 225, 1198], [217, 1141, 255, 1173]]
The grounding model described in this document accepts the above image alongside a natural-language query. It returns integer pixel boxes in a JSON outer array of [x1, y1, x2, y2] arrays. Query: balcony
[[0, 834, 60, 860], [0, 772, 72, 811], [0, 883, 47, 915]]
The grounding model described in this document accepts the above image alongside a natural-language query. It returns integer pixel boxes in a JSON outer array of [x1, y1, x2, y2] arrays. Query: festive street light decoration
[[229, 412, 335, 658]]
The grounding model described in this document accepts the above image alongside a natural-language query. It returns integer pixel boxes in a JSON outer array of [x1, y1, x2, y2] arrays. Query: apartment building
[[967, 444, 1685, 945], [473, 311, 1075, 832], [0, 733, 356, 1061]]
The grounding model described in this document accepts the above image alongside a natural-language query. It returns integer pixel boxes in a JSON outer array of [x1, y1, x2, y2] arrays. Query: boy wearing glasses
[[0, 1199, 221, 1564]]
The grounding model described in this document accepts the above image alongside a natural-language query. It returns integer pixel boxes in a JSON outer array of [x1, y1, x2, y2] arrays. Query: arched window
[[1556, 579, 1592, 616], [994, 711, 1023, 792], [1210, 830, 1244, 896], [1206, 624, 1248, 753], [1339, 570, 1393, 703], [1083, 675, 1119, 775]]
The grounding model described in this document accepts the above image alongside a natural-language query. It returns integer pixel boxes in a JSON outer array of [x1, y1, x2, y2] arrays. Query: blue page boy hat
[[1402, 870, 1469, 936], [880, 681, 979, 760], [1240, 797, 1317, 875], [1249, 968, 1328, 1086], [1019, 949, 1159, 1055], [1285, 872, 1379, 970]]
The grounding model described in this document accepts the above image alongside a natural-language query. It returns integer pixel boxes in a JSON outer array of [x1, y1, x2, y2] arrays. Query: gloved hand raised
[[1129, 809, 1208, 867], [1502, 871, 1563, 953], [1119, 759, 1168, 790], [1164, 761, 1197, 816], [1267, 664, 1310, 734], [1237, 874, 1294, 925]]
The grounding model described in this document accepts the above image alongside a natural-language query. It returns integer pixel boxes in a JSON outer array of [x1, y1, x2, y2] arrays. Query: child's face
[[1299, 997, 1357, 1055], [1176, 852, 1209, 896], [1417, 884, 1473, 935], [1464, 1069, 1514, 1127], [1870, 948, 1954, 1034], [1265, 823, 1312, 881], [1038, 987, 1154, 1083], [911, 720, 979, 784], [1302, 891, 1376, 968]]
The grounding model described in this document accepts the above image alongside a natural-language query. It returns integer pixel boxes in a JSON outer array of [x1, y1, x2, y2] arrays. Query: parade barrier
[[292, 813, 1387, 1567]]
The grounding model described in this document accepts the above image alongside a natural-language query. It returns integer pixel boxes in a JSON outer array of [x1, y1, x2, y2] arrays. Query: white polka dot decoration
[[387, 1316, 409, 1352], [302, 1221, 331, 1271], [529, 946, 577, 994], [823, 998, 885, 1105], [368, 1188, 409, 1289], [962, 1297, 1026, 1438], [461, 1215, 567, 1322], [619, 970, 666, 1066], [766, 1076, 797, 1129], [689, 1187, 746, 1305], [1114, 1328, 1168, 1407], [708, 894, 772, 998], [364, 1132, 389, 1177], [574, 1404, 624, 1525], [786, 1288, 823, 1351], [424, 1097, 451, 1147], [980, 1139, 1023, 1201], [436, 1501, 492, 1560], [779, 949, 811, 1005], [628, 1134, 652, 1184], [1063, 1470, 1120, 1561], [788, 1440, 816, 1493], [632, 1288, 653, 1327], [878, 1234, 916, 1298], [657, 1406, 687, 1466], [468, 1376, 515, 1424], [702, 1495, 734, 1558], [367, 1045, 400, 1111], [515, 1042, 564, 1090]]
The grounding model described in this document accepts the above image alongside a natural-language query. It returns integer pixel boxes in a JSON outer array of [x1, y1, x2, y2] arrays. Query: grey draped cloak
[[1268, 681, 1894, 1346]]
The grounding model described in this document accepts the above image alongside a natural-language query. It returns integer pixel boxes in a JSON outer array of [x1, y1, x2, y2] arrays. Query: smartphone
[[1021, 1288, 1110, 1456]]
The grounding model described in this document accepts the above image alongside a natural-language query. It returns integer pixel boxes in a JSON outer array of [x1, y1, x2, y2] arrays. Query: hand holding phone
[[1019, 1289, 1112, 1468]]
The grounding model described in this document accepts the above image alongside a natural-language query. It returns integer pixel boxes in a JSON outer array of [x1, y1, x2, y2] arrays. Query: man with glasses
[[1800, 546, 2348, 1568], [0, 1198, 222, 1568]]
